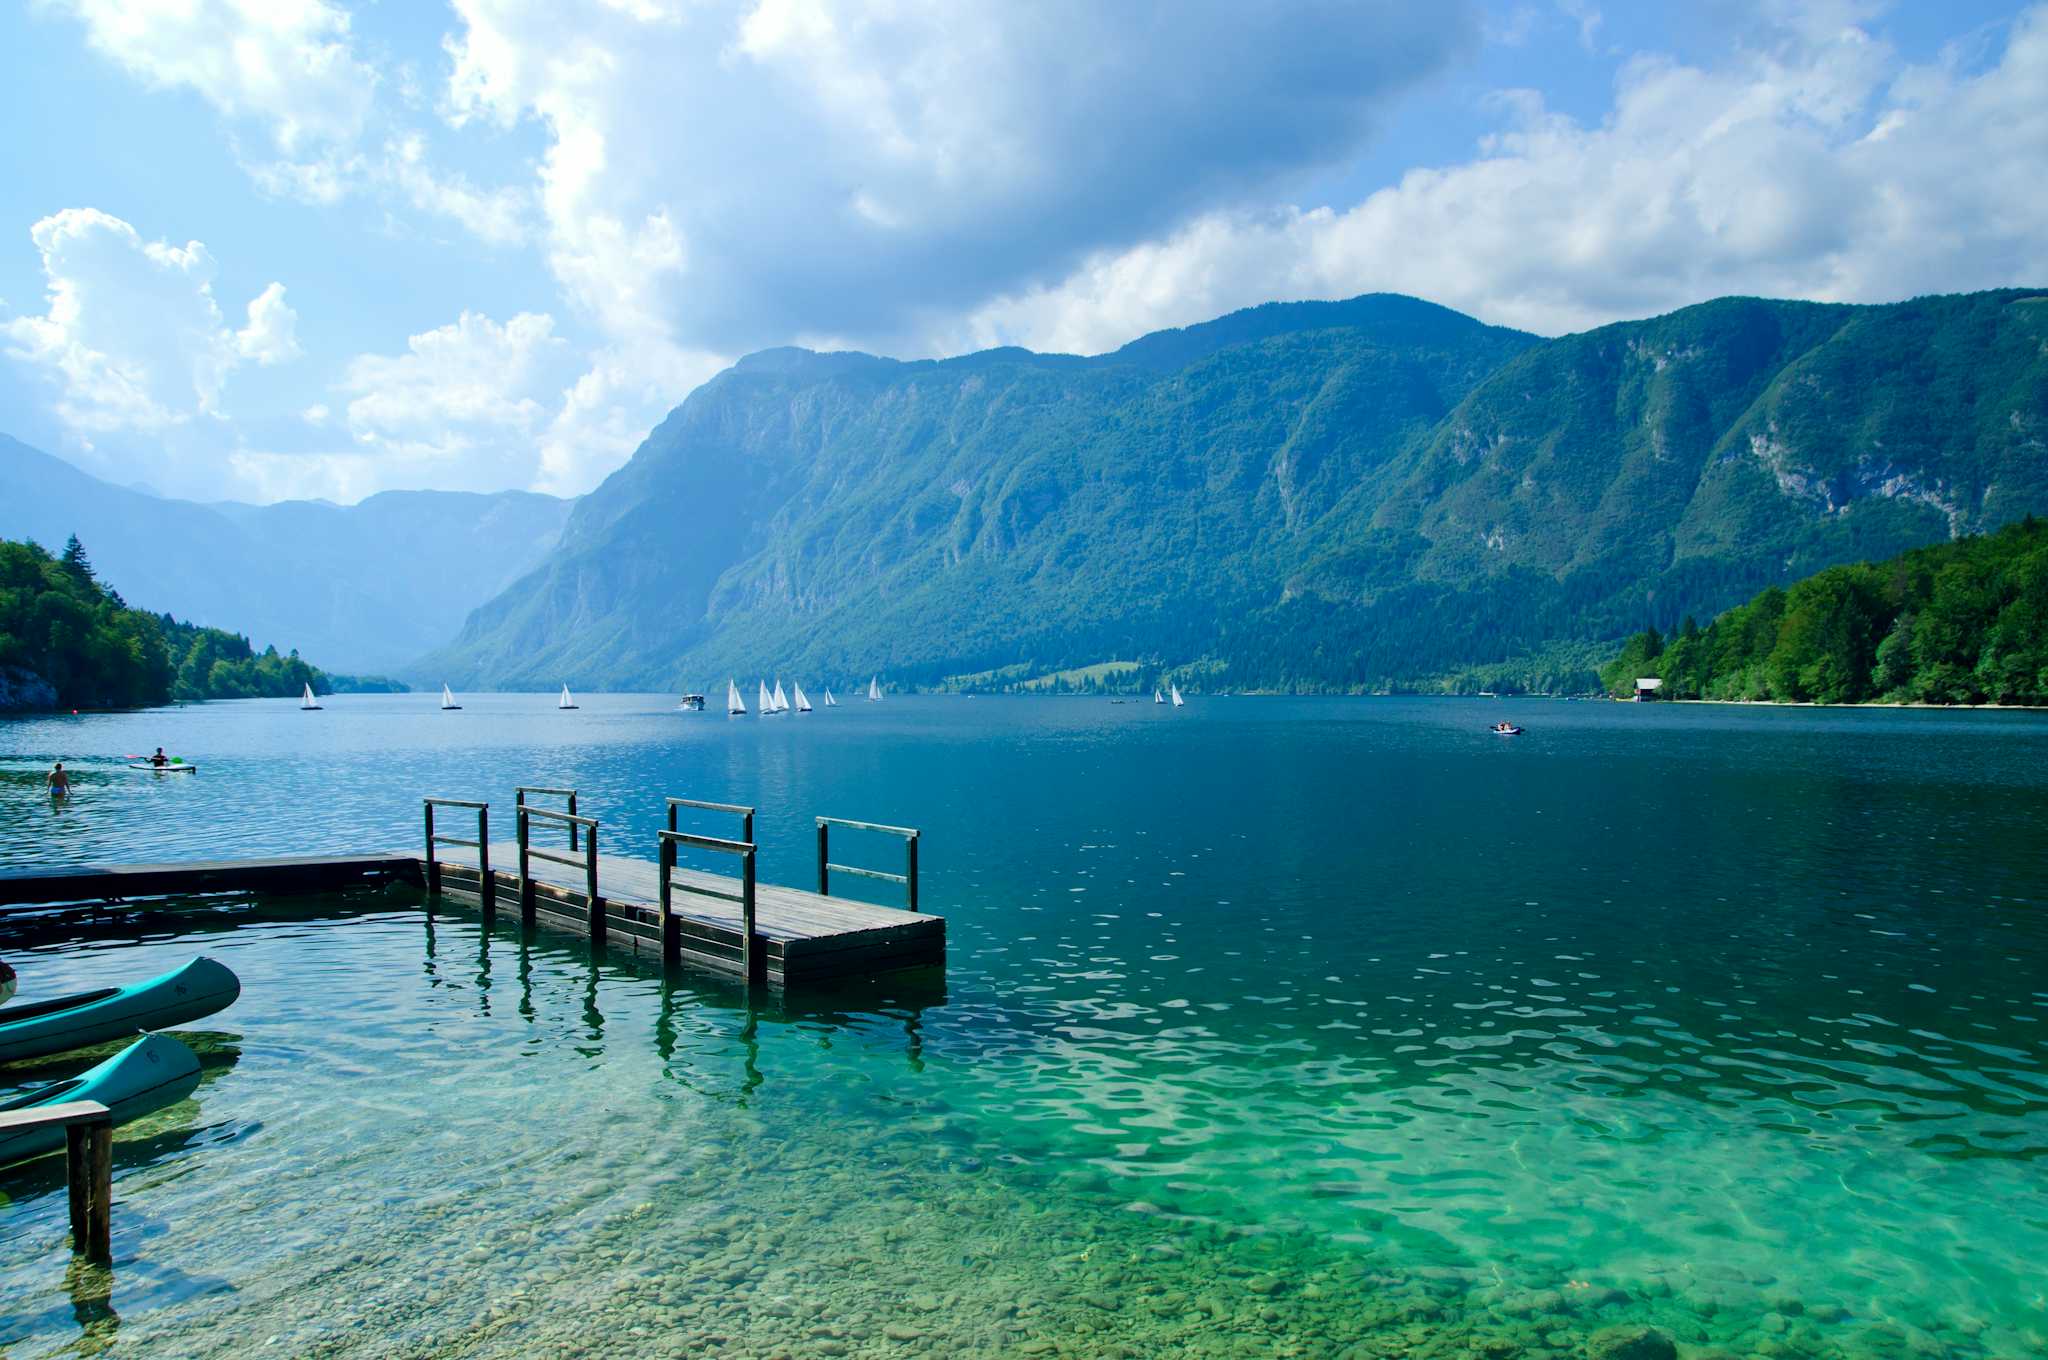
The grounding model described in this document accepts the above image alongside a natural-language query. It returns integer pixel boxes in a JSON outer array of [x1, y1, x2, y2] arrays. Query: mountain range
[[426, 288, 2048, 692], [0, 437, 573, 674]]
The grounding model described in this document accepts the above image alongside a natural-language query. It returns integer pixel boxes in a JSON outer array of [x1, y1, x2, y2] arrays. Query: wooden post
[[568, 791, 579, 853], [742, 847, 758, 985], [423, 802, 439, 896], [816, 820, 829, 895], [906, 832, 920, 914], [517, 807, 534, 924], [658, 836, 677, 962], [64, 1115, 112, 1263], [477, 805, 494, 919], [585, 821, 603, 941]]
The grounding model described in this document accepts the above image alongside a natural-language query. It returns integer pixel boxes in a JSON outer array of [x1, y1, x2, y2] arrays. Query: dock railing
[[657, 828, 759, 983], [517, 805, 601, 935], [666, 796, 753, 846], [515, 785, 580, 852], [816, 816, 920, 912], [423, 798, 493, 914]]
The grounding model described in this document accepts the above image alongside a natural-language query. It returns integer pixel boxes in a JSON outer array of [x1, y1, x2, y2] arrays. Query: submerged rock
[[1586, 1324, 1678, 1360]]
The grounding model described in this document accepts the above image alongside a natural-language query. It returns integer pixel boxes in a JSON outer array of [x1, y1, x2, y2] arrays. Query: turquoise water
[[2, 694, 2046, 1358]]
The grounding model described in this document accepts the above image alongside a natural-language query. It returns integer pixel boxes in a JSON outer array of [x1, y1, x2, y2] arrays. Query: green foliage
[[1603, 518, 2048, 705], [0, 535, 395, 710]]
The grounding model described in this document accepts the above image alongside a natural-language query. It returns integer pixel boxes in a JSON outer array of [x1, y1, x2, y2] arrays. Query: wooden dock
[[426, 841, 943, 987], [0, 853, 418, 908], [0, 787, 943, 991]]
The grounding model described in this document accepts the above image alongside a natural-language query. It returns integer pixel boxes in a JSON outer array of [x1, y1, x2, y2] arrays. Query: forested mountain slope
[[431, 290, 2048, 692]]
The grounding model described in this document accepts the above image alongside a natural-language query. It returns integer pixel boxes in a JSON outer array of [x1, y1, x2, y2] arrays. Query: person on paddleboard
[[45, 761, 69, 795]]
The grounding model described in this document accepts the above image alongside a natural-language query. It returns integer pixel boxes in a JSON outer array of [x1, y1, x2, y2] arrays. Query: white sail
[[758, 680, 773, 714], [1171, 684, 1185, 707], [794, 682, 812, 712], [441, 684, 459, 710], [868, 675, 881, 701], [727, 678, 746, 715], [824, 689, 837, 706], [1154, 688, 1165, 704], [559, 684, 576, 709], [300, 682, 320, 710], [772, 679, 789, 712]]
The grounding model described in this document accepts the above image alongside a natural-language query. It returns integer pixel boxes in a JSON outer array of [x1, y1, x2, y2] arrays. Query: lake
[[3, 694, 2046, 1358]]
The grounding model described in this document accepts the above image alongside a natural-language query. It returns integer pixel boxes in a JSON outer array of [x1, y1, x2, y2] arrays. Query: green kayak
[[0, 1033, 203, 1166], [0, 957, 240, 1063]]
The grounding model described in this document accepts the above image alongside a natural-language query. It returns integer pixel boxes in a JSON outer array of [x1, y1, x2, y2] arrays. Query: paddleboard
[[129, 763, 197, 772]]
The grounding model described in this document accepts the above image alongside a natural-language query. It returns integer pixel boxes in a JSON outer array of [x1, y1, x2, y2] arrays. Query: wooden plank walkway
[[429, 843, 944, 988], [0, 853, 420, 908]]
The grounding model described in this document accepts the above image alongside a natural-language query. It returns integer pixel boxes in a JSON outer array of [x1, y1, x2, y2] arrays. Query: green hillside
[[428, 289, 2048, 693], [1604, 517, 2048, 706], [0, 535, 398, 711]]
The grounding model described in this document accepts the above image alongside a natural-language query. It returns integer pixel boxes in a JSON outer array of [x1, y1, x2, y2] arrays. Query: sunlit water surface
[[2, 694, 2045, 1358]]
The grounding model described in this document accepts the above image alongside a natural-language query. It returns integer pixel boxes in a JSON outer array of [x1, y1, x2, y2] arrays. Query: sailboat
[[1170, 684, 1185, 708], [1153, 687, 1165, 704], [772, 679, 790, 713], [823, 688, 838, 707], [441, 684, 462, 711], [793, 682, 812, 713], [727, 679, 746, 716], [758, 680, 775, 715], [559, 684, 578, 710], [300, 683, 322, 712], [867, 676, 882, 702]]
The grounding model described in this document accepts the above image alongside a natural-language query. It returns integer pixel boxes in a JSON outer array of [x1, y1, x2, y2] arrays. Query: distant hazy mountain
[[426, 289, 2048, 691], [0, 437, 574, 673]]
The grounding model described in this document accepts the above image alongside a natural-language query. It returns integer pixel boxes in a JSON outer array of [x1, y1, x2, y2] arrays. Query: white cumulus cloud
[[336, 309, 568, 480], [49, 0, 377, 154], [957, 6, 2048, 350], [2, 207, 300, 432]]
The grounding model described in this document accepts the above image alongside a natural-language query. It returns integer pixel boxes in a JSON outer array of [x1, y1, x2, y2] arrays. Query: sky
[[0, 0, 2042, 506]]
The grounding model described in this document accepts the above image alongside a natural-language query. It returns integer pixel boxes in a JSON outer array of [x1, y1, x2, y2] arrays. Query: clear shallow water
[[2, 694, 2046, 1358]]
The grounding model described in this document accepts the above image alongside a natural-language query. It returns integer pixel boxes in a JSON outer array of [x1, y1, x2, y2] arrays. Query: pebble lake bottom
[[1, 693, 2045, 1358]]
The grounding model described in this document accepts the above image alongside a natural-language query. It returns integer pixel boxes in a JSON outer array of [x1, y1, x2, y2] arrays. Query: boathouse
[[1634, 677, 1664, 701]]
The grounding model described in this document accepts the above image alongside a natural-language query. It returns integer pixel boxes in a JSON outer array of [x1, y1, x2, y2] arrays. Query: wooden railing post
[[63, 1111, 112, 1263], [568, 791, 579, 852], [477, 805, 494, 919], [659, 834, 677, 962], [817, 820, 829, 895], [423, 801, 440, 896], [906, 832, 919, 914], [742, 847, 758, 985], [517, 807, 534, 923], [585, 820, 602, 940]]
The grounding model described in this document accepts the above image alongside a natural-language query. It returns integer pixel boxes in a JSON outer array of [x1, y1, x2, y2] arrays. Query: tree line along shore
[[1603, 518, 2047, 707], [0, 535, 400, 713]]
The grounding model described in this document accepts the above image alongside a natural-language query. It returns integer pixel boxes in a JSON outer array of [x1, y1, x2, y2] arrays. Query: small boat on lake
[[0, 1034, 203, 1167], [868, 676, 882, 702], [1154, 688, 1166, 704], [823, 688, 838, 707], [1491, 722, 1524, 736], [299, 683, 321, 711], [772, 679, 790, 713], [1170, 684, 1185, 708], [128, 760, 196, 773], [558, 685, 578, 710], [793, 682, 812, 713], [441, 684, 462, 711], [727, 679, 747, 716], [678, 693, 706, 711], [758, 680, 776, 715], [0, 957, 241, 1063]]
